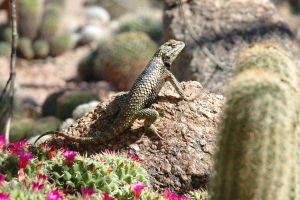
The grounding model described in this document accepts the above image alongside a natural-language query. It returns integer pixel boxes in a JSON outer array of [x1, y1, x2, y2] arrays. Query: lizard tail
[[33, 131, 98, 146]]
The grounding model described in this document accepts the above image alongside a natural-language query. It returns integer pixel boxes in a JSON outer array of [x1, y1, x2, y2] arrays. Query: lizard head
[[156, 39, 185, 68]]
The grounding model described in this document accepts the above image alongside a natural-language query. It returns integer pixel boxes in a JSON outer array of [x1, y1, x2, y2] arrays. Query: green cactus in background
[[91, 32, 157, 90], [235, 43, 298, 88], [10, 116, 60, 142], [17, 0, 44, 39], [50, 33, 74, 56], [77, 49, 99, 81], [17, 37, 34, 59], [33, 39, 50, 58], [56, 92, 98, 119], [117, 14, 163, 42], [45, 0, 66, 8], [0, 42, 11, 57], [210, 44, 299, 200], [39, 3, 62, 42], [3, 26, 12, 44]]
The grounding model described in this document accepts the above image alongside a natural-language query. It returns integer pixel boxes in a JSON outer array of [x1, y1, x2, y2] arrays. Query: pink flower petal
[[0, 135, 5, 150], [164, 188, 187, 200], [31, 181, 44, 191], [7, 140, 27, 155], [0, 193, 9, 200], [81, 187, 94, 199], [63, 150, 77, 166], [0, 174, 5, 186], [46, 190, 62, 200], [102, 192, 115, 200], [17, 151, 33, 169], [127, 153, 142, 162], [131, 182, 146, 199]]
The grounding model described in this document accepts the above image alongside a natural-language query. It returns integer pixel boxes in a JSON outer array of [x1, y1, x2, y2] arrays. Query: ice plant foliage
[[164, 189, 187, 200], [81, 187, 94, 199], [131, 182, 146, 199], [62, 150, 77, 166], [17, 151, 33, 169], [0, 193, 9, 200], [46, 190, 63, 200]]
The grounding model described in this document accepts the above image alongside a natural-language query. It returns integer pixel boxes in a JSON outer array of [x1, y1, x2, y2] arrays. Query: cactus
[[0, 42, 11, 57], [72, 100, 99, 120], [235, 43, 298, 88], [33, 39, 49, 58], [92, 32, 157, 90], [17, 0, 44, 39], [3, 26, 12, 44], [10, 117, 60, 142], [39, 3, 62, 42], [117, 14, 163, 42], [77, 49, 100, 81], [17, 37, 34, 59], [50, 33, 75, 56], [209, 44, 299, 200], [56, 92, 98, 119]]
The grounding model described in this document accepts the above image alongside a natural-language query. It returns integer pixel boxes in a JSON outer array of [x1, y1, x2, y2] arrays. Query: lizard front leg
[[135, 108, 162, 139], [165, 72, 185, 98]]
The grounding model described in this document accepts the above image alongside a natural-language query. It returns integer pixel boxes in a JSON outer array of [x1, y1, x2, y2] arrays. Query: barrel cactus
[[39, 3, 63, 42], [0, 42, 11, 57], [17, 0, 44, 39], [49, 33, 74, 56], [33, 39, 49, 58], [84, 32, 157, 90], [210, 43, 299, 200], [17, 37, 34, 59], [117, 14, 163, 42]]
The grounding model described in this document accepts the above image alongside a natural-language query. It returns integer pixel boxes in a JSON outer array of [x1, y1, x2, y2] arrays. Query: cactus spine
[[209, 43, 299, 200]]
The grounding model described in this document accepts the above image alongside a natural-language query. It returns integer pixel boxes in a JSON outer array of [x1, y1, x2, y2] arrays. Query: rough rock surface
[[163, 0, 300, 94], [43, 81, 224, 193]]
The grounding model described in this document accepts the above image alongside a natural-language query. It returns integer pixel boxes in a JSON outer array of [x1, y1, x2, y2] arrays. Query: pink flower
[[131, 182, 145, 199], [81, 187, 94, 199], [63, 150, 77, 166], [37, 173, 48, 182], [8, 141, 27, 155], [59, 147, 68, 153], [102, 149, 116, 155], [0, 174, 5, 185], [102, 192, 115, 200], [164, 189, 187, 200], [127, 153, 142, 162], [0, 135, 5, 150], [17, 151, 33, 169], [0, 193, 9, 200], [31, 181, 44, 191], [46, 190, 62, 200], [18, 168, 26, 181]]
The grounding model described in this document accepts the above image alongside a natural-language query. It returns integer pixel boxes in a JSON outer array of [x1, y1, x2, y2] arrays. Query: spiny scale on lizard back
[[126, 39, 185, 110]]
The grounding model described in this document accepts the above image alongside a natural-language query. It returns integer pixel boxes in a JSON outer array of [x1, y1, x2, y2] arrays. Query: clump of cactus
[[117, 14, 163, 42], [17, 0, 44, 39], [49, 33, 74, 56], [33, 39, 49, 58], [56, 92, 99, 119], [209, 43, 299, 200], [10, 116, 60, 142], [79, 32, 157, 90], [72, 100, 99, 119], [17, 37, 34, 59], [38, 3, 63, 42], [0, 42, 11, 57]]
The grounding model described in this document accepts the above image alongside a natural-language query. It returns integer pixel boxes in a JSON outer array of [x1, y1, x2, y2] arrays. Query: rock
[[79, 24, 110, 44], [72, 100, 99, 119], [163, 0, 300, 94], [41, 81, 224, 193], [60, 118, 75, 130], [86, 6, 110, 24]]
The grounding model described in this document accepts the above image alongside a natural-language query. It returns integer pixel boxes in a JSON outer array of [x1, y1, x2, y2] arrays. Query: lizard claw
[[145, 125, 163, 139]]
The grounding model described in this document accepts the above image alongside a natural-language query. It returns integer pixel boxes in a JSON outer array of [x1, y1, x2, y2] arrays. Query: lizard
[[34, 39, 186, 145]]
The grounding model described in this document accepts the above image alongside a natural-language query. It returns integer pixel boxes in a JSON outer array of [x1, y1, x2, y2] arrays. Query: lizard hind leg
[[105, 93, 127, 116], [135, 108, 162, 139]]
